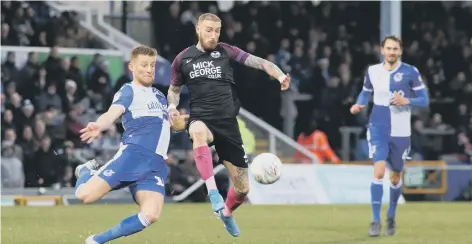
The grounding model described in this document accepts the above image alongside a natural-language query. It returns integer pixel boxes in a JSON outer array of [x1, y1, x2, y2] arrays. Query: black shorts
[[187, 117, 248, 168]]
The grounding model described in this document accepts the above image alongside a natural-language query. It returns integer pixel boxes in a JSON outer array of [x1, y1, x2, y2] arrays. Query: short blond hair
[[131, 45, 157, 60], [198, 13, 221, 23]]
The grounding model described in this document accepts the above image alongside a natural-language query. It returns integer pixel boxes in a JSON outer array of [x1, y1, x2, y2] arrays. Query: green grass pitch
[[2, 203, 471, 244]]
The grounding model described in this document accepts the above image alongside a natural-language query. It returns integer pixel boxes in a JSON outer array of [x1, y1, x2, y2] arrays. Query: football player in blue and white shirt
[[350, 35, 429, 237], [75, 45, 187, 244]]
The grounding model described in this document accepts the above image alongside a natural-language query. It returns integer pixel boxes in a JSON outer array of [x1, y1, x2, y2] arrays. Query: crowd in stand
[[1, 1, 104, 48], [2, 1, 472, 193], [152, 1, 472, 163]]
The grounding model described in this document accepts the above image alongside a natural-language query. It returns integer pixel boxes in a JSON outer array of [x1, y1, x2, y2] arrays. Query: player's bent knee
[[189, 121, 209, 144], [142, 212, 160, 224], [190, 130, 207, 144], [75, 176, 111, 204], [75, 188, 96, 204]]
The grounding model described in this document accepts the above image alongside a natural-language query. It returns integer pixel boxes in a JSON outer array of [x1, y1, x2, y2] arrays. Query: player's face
[[129, 54, 156, 87], [196, 20, 221, 51], [381, 39, 402, 64]]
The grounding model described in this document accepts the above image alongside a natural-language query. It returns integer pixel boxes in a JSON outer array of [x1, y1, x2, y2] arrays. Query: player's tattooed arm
[[244, 54, 285, 80], [167, 85, 182, 109]]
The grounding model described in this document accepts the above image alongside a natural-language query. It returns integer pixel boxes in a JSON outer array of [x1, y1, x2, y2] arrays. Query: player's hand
[[350, 104, 365, 114], [391, 91, 409, 106], [80, 122, 102, 144], [280, 73, 291, 91], [171, 114, 189, 131], [168, 108, 180, 126]]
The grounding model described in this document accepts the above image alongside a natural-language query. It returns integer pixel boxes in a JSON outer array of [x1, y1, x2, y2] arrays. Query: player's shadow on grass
[[313, 237, 370, 244]]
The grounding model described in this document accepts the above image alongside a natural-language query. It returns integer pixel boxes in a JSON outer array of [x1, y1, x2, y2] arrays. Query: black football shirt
[[171, 42, 249, 119]]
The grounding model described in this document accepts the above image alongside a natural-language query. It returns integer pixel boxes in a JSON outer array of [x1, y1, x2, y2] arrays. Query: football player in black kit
[[167, 13, 290, 237]]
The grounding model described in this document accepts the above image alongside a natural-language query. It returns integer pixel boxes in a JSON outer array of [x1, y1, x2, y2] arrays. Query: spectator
[[34, 136, 61, 187], [36, 83, 62, 112], [18, 52, 39, 94], [69, 56, 86, 96], [62, 79, 81, 112], [33, 119, 47, 141], [1, 140, 25, 188], [113, 62, 131, 93], [3, 128, 23, 161], [294, 120, 340, 164], [54, 141, 80, 187], [16, 99, 35, 129], [1, 22, 18, 45], [88, 60, 111, 112], [42, 46, 61, 77], [2, 51, 19, 82], [2, 109, 16, 135], [86, 53, 103, 82], [19, 126, 38, 187], [42, 107, 66, 143]]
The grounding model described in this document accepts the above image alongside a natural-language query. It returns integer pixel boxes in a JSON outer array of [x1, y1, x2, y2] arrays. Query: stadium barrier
[[247, 163, 406, 205], [247, 161, 472, 205]]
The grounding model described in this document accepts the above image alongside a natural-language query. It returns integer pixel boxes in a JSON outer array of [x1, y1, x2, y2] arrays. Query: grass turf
[[2, 203, 471, 244]]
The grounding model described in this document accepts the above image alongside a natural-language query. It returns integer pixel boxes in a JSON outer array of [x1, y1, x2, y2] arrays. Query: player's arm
[[94, 105, 124, 131], [351, 70, 372, 114], [167, 52, 187, 126], [167, 51, 185, 111], [95, 86, 133, 130], [221, 42, 290, 89], [243, 54, 286, 82], [167, 85, 182, 111], [356, 70, 373, 106], [407, 67, 429, 107], [80, 86, 132, 143]]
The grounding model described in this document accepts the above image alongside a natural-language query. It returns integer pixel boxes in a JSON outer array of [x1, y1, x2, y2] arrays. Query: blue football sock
[[387, 180, 403, 219], [370, 179, 383, 223], [75, 167, 92, 190], [94, 213, 150, 243]]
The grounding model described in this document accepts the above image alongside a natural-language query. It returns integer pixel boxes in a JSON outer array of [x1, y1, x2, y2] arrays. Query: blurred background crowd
[[1, 1, 472, 200]]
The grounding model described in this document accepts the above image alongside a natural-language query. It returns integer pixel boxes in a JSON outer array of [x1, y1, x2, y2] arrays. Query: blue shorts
[[96, 144, 168, 202], [367, 127, 410, 172]]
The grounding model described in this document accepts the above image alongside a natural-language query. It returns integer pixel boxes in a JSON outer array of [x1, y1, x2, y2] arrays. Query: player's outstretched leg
[[88, 190, 164, 244], [189, 121, 224, 212], [369, 160, 386, 237], [75, 159, 114, 204], [386, 171, 402, 236], [74, 159, 100, 198], [218, 162, 249, 237], [87, 212, 151, 244]]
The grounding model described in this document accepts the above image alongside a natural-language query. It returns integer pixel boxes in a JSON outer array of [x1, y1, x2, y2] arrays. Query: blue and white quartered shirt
[[111, 82, 170, 158], [356, 62, 429, 137]]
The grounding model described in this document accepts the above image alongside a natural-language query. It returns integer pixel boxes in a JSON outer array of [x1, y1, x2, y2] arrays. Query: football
[[250, 153, 282, 184]]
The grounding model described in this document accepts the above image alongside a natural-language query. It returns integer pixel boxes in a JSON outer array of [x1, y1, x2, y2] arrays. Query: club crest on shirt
[[211, 51, 221, 58], [393, 72, 403, 82]]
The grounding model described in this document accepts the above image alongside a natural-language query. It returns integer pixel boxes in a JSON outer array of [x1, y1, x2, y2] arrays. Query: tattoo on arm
[[167, 85, 182, 107], [244, 54, 285, 79]]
